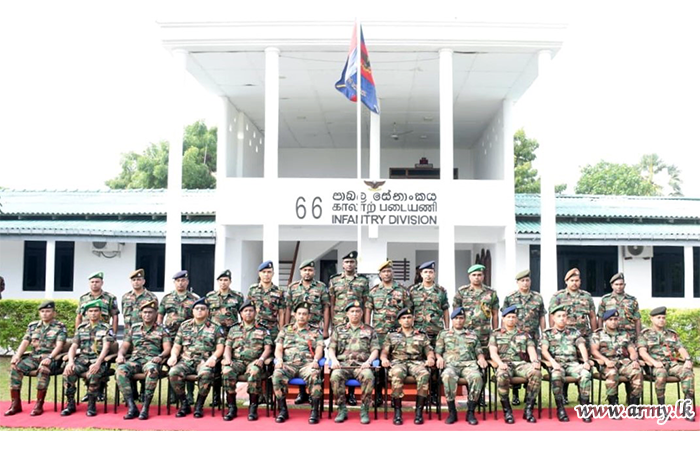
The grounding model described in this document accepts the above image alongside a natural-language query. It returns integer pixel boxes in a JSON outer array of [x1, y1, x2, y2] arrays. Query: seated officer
[[5, 300, 67, 417]]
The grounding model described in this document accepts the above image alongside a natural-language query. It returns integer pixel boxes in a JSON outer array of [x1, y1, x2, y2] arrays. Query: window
[[652, 246, 684, 298], [136, 244, 165, 292], [23, 241, 46, 291], [54, 241, 74, 291]]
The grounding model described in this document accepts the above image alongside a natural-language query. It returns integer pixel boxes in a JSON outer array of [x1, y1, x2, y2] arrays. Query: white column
[[264, 224, 280, 286], [217, 97, 232, 179], [370, 112, 381, 179], [264, 47, 280, 180], [165, 49, 188, 279], [502, 100, 516, 284], [439, 49, 454, 181], [439, 225, 456, 299], [684, 245, 693, 299], [215, 225, 227, 281], [45, 239, 56, 300]]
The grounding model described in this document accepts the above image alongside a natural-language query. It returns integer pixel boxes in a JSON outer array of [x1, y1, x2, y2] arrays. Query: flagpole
[[356, 19, 362, 180]]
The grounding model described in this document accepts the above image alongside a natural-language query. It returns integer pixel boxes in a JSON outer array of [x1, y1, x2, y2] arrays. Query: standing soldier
[[597, 273, 641, 342], [247, 261, 287, 341], [167, 298, 225, 418], [502, 269, 545, 405], [452, 264, 499, 350], [541, 304, 593, 423], [435, 307, 488, 425], [61, 300, 115, 417], [221, 300, 273, 421], [284, 259, 330, 404], [590, 309, 642, 414], [76, 271, 118, 335], [272, 302, 325, 425], [549, 268, 597, 341], [5, 301, 66, 417], [638, 306, 695, 421], [328, 300, 380, 424], [489, 305, 542, 424], [380, 308, 436, 426]]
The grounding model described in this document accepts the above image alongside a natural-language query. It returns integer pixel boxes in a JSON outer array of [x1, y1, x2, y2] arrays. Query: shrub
[[0, 299, 78, 350], [640, 308, 700, 364]]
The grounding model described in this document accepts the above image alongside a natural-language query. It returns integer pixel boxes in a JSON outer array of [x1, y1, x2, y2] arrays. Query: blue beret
[[192, 298, 208, 309], [258, 260, 274, 271], [217, 269, 231, 280], [240, 300, 254, 312], [502, 305, 518, 317], [602, 309, 619, 321], [173, 270, 188, 280], [650, 306, 666, 317], [468, 264, 486, 274], [418, 261, 435, 271], [342, 251, 358, 260], [450, 307, 465, 319]]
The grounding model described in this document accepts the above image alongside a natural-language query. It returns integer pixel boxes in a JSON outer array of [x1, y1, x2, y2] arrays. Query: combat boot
[[186, 380, 195, 405], [139, 395, 152, 420], [295, 385, 309, 404], [346, 386, 357, 406], [248, 394, 259, 421], [308, 398, 320, 424], [656, 397, 669, 422], [86, 393, 97, 417], [580, 397, 592, 423], [275, 397, 288, 423], [210, 378, 222, 407], [193, 393, 207, 418], [414, 395, 426, 425], [30, 389, 47, 416], [500, 396, 515, 424], [360, 404, 370, 424], [61, 396, 76, 416], [685, 394, 696, 422], [445, 400, 458, 424], [334, 403, 348, 423], [466, 400, 478, 425], [512, 384, 521, 405], [523, 394, 537, 423], [223, 392, 237, 421], [4, 390, 22, 416], [555, 395, 569, 422], [175, 395, 191, 417], [607, 395, 620, 420], [393, 398, 403, 425], [123, 395, 139, 420]]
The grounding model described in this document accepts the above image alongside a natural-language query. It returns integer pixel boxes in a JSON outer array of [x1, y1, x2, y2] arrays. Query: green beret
[[515, 269, 531, 280], [38, 300, 55, 310], [550, 304, 567, 314], [468, 264, 486, 274], [217, 269, 232, 280], [130, 268, 145, 279], [610, 272, 624, 284], [82, 299, 103, 313], [88, 271, 104, 280], [650, 306, 667, 317], [345, 300, 363, 312], [299, 259, 315, 270], [342, 251, 358, 260]]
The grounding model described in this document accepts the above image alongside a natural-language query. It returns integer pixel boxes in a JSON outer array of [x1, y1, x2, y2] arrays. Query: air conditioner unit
[[623, 246, 653, 259], [92, 241, 122, 253]]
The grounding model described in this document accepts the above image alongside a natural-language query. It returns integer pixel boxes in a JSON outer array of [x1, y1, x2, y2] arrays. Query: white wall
[[515, 243, 530, 275], [473, 108, 505, 180], [0, 240, 24, 298]]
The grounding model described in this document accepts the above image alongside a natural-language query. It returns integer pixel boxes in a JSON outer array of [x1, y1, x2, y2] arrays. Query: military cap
[[239, 300, 255, 312], [515, 269, 531, 280], [468, 264, 486, 274], [192, 298, 208, 309], [140, 299, 157, 311], [550, 304, 567, 314], [602, 309, 619, 321], [610, 272, 624, 284], [378, 260, 393, 271], [450, 307, 465, 320], [88, 271, 104, 280], [396, 308, 412, 319], [217, 269, 232, 280], [502, 305, 518, 317], [258, 260, 274, 271], [565, 268, 580, 281], [345, 299, 364, 312], [299, 259, 315, 270], [129, 268, 145, 279], [342, 251, 358, 261], [294, 302, 311, 312], [650, 306, 667, 317], [173, 270, 188, 280], [82, 299, 103, 313], [418, 261, 435, 271], [38, 300, 55, 310]]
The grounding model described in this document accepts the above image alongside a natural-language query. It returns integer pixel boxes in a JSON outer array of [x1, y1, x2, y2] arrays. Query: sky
[[1, 1, 699, 196]]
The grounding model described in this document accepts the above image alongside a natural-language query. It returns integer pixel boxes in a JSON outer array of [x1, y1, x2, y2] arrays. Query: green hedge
[[640, 308, 700, 364], [0, 299, 78, 350]]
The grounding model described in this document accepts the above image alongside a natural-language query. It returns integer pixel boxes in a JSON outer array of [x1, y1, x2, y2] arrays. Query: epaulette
[[579, 289, 592, 296], [554, 289, 566, 295], [593, 327, 604, 333], [330, 273, 342, 280], [249, 283, 259, 290], [288, 280, 301, 288], [206, 290, 217, 297], [457, 285, 470, 291], [666, 328, 679, 336], [369, 284, 379, 293], [506, 290, 518, 297], [356, 274, 368, 280], [27, 320, 40, 330], [483, 284, 494, 291], [77, 322, 90, 329], [80, 292, 92, 298]]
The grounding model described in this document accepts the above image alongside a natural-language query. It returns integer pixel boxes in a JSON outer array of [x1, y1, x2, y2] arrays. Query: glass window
[[23, 241, 46, 291]]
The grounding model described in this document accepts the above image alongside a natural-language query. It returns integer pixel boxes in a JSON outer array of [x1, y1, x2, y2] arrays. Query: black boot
[[445, 400, 458, 424], [123, 395, 139, 420], [86, 393, 97, 417], [500, 396, 514, 424], [139, 380, 146, 403], [308, 398, 320, 424], [248, 394, 259, 421], [466, 400, 478, 425], [193, 393, 207, 418], [211, 378, 221, 407], [130, 379, 139, 403], [295, 386, 309, 405], [414, 395, 426, 425], [685, 394, 696, 422], [512, 384, 521, 405], [175, 395, 191, 418], [139, 395, 152, 420], [523, 394, 537, 423], [61, 396, 76, 416], [393, 398, 403, 425], [607, 395, 620, 420], [347, 386, 357, 406], [562, 382, 569, 404], [186, 381, 195, 405], [657, 397, 669, 422], [275, 397, 288, 423], [581, 397, 592, 423], [223, 392, 237, 421], [555, 395, 569, 422]]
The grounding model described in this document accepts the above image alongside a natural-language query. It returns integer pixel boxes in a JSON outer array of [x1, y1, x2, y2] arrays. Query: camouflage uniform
[[502, 290, 545, 344], [329, 273, 369, 329], [597, 293, 640, 342], [329, 323, 380, 407], [77, 291, 119, 324], [64, 322, 115, 396], [247, 282, 286, 340], [222, 322, 273, 395], [285, 280, 330, 329], [205, 289, 244, 336], [169, 319, 225, 397], [590, 327, 642, 398], [367, 281, 411, 346], [272, 324, 324, 399], [409, 283, 449, 345], [116, 322, 171, 399], [548, 289, 596, 344], [158, 290, 198, 335], [121, 289, 159, 331], [383, 329, 433, 398], [10, 320, 67, 390], [452, 284, 499, 348], [435, 328, 484, 401], [489, 328, 541, 397], [637, 328, 695, 399], [542, 327, 591, 398]]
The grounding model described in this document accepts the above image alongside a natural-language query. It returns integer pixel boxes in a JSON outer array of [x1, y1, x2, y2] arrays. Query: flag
[[335, 24, 380, 114]]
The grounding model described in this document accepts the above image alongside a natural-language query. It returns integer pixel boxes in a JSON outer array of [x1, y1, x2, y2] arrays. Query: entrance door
[[182, 244, 215, 296]]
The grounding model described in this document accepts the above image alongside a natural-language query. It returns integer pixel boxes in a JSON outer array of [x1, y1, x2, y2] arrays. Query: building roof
[[517, 221, 700, 241]]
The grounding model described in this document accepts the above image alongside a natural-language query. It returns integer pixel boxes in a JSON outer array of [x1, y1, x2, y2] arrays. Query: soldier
[[549, 268, 597, 341], [115, 299, 172, 420], [247, 260, 287, 340], [284, 259, 330, 404], [328, 300, 380, 424], [272, 302, 325, 424], [435, 307, 488, 425], [61, 299, 115, 417], [597, 273, 641, 342], [452, 264, 499, 350], [380, 308, 436, 426], [167, 298, 225, 418], [590, 309, 642, 415], [76, 271, 118, 335], [542, 304, 593, 423], [638, 306, 695, 421], [502, 269, 545, 405], [489, 305, 541, 424], [221, 300, 273, 421], [5, 300, 67, 417]]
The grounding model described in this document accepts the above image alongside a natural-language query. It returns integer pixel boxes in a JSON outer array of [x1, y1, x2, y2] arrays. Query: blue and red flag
[[335, 24, 380, 114]]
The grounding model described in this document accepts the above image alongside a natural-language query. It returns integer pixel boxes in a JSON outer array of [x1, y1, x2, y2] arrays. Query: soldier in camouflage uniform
[[115, 299, 172, 420], [597, 273, 641, 342], [502, 269, 545, 405], [590, 309, 642, 414], [548, 268, 597, 343], [452, 264, 499, 350], [381, 308, 436, 426], [167, 298, 225, 418], [436, 307, 488, 425], [61, 300, 115, 417], [489, 305, 542, 424], [247, 260, 286, 341], [221, 300, 273, 421], [638, 306, 695, 421], [76, 271, 118, 335], [542, 304, 593, 423], [272, 302, 325, 424], [328, 300, 380, 424], [5, 300, 67, 417]]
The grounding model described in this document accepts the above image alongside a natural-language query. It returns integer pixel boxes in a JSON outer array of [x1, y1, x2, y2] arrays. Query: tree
[[575, 161, 658, 196], [106, 120, 218, 189], [514, 128, 567, 194], [638, 153, 683, 196]]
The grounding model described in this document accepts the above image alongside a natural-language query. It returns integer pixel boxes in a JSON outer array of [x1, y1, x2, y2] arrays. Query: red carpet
[[1, 401, 698, 431]]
